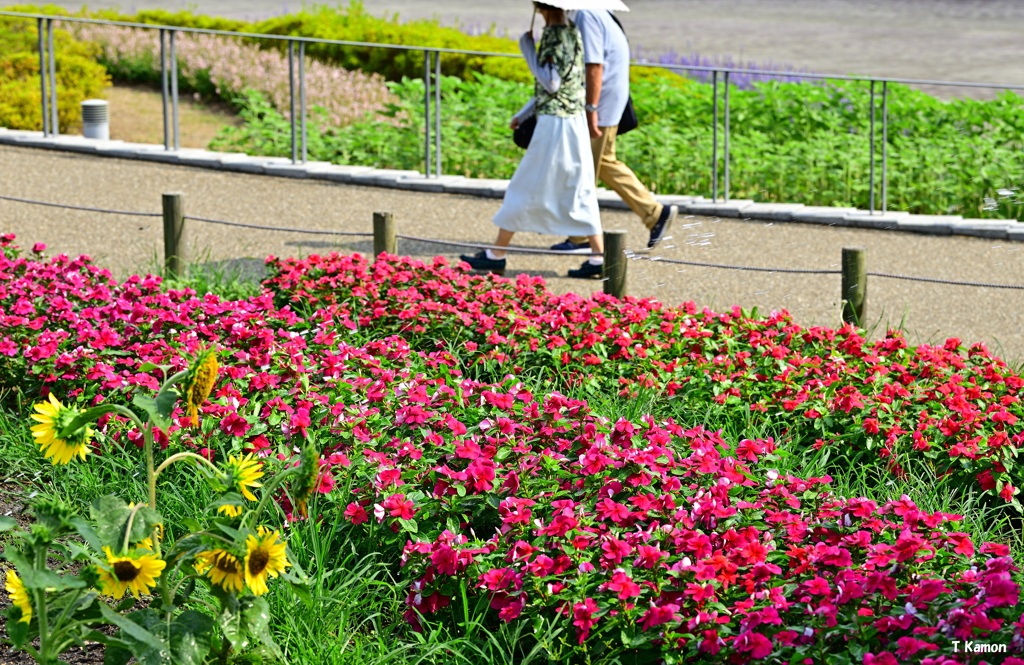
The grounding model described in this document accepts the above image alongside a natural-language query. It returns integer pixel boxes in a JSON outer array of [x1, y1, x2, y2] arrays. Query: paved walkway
[[4, 143, 1024, 363]]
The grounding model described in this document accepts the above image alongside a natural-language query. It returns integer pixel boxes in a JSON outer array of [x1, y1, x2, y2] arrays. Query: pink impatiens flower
[[572, 598, 599, 644]]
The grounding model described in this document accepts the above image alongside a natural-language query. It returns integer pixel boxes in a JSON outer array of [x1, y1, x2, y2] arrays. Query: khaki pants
[[569, 125, 663, 244]]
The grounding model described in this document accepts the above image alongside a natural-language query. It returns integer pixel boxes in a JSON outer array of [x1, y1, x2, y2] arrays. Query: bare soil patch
[[104, 84, 241, 149]]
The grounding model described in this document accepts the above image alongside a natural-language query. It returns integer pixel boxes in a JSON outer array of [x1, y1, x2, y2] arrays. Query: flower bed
[[260, 252, 1024, 511], [1, 235, 1022, 662], [73, 23, 398, 127]]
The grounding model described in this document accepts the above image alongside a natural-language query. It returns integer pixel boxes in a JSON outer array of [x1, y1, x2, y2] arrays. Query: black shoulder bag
[[606, 11, 638, 136]]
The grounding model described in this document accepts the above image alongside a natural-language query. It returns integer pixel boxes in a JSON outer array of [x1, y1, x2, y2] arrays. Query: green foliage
[[214, 73, 1024, 219], [252, 1, 530, 84], [0, 15, 109, 131]]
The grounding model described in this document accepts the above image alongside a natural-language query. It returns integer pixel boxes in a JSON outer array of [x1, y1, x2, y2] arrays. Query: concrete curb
[[1, 128, 1019, 241]]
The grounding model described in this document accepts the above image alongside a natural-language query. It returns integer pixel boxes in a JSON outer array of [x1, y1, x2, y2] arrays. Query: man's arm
[[586, 63, 603, 138]]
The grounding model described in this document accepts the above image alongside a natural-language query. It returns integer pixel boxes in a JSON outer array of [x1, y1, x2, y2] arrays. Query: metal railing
[[7, 10, 1024, 213]]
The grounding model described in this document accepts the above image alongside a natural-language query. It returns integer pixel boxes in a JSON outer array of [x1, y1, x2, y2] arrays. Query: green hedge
[[252, 3, 531, 84], [0, 13, 109, 132]]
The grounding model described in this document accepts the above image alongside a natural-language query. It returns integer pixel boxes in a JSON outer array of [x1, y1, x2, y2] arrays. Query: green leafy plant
[[1, 349, 310, 664]]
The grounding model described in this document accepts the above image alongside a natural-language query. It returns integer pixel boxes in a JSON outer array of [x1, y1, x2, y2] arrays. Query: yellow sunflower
[[30, 394, 93, 465], [97, 547, 166, 599], [195, 549, 245, 593], [217, 503, 244, 518], [244, 527, 290, 596], [184, 349, 219, 427], [226, 454, 264, 502], [5, 569, 32, 624]]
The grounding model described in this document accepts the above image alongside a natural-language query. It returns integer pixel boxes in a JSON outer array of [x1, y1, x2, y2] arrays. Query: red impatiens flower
[[382, 493, 415, 520], [220, 411, 250, 437], [605, 571, 642, 600], [344, 502, 368, 525], [572, 598, 599, 644], [638, 602, 679, 631], [733, 630, 773, 659]]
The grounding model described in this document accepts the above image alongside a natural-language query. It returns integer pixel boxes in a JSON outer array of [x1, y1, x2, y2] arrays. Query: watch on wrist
[[585, 103, 598, 113]]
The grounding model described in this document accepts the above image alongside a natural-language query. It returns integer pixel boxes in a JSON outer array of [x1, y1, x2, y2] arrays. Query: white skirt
[[493, 113, 601, 238]]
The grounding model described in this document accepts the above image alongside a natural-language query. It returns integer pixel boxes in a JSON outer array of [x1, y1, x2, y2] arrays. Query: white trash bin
[[81, 99, 109, 140]]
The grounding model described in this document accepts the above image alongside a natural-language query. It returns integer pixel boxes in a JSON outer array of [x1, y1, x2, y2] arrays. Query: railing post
[[170, 30, 179, 150], [603, 230, 627, 298], [300, 41, 307, 164], [434, 50, 442, 177], [841, 247, 866, 326], [373, 212, 396, 259], [47, 19, 57, 136], [881, 80, 888, 212], [162, 192, 186, 279], [868, 80, 876, 214], [37, 17, 49, 136], [711, 70, 718, 202], [423, 49, 432, 177], [724, 70, 731, 203], [160, 29, 169, 150], [288, 40, 297, 165]]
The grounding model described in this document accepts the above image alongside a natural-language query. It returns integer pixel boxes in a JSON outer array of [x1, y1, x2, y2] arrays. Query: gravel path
[[4, 144, 1024, 363]]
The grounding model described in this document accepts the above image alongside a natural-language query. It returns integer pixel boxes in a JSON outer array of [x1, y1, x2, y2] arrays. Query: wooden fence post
[[162, 192, 186, 279], [841, 246, 866, 326], [373, 212, 396, 259], [603, 230, 627, 298]]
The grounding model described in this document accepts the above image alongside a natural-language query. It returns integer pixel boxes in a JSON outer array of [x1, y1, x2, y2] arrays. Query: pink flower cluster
[[1, 235, 1022, 662], [262, 252, 1024, 511], [73, 25, 398, 127]]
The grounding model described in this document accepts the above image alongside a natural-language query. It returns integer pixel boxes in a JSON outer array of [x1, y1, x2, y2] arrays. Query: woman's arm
[[519, 32, 562, 95], [510, 98, 537, 129]]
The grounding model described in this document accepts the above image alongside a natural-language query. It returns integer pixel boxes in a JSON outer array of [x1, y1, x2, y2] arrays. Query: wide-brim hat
[[533, 0, 630, 11]]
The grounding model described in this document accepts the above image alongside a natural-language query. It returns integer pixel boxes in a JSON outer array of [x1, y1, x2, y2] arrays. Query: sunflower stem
[[154, 451, 222, 480], [34, 548, 51, 662], [248, 465, 302, 526], [162, 369, 192, 393], [144, 423, 159, 557], [108, 404, 146, 432], [121, 503, 147, 554]]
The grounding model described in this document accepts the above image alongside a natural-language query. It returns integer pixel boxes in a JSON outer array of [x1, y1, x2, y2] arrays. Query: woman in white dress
[[461, 2, 604, 279]]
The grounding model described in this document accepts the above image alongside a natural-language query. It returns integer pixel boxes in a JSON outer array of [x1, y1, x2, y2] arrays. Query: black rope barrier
[[185, 215, 372, 238], [0, 193, 161, 217], [629, 254, 840, 275], [7, 191, 1024, 291]]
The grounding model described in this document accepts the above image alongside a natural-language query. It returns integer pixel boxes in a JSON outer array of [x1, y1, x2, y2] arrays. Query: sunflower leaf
[[220, 595, 280, 658], [132, 389, 176, 430], [98, 605, 170, 659], [91, 495, 131, 550], [59, 404, 119, 439], [169, 610, 215, 665]]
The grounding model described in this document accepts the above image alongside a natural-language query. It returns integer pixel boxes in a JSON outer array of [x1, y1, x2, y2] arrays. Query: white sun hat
[[535, 0, 630, 11]]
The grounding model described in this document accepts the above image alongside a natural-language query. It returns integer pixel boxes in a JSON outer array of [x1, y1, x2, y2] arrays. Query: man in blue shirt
[[553, 9, 677, 255]]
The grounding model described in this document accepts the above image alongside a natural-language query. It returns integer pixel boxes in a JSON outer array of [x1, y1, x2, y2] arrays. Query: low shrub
[[253, 2, 531, 84], [0, 15, 109, 131]]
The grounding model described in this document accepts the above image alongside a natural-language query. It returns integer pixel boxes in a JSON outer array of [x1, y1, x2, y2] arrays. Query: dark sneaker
[[549, 238, 592, 254], [459, 250, 506, 276], [648, 204, 678, 249], [567, 260, 604, 279]]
